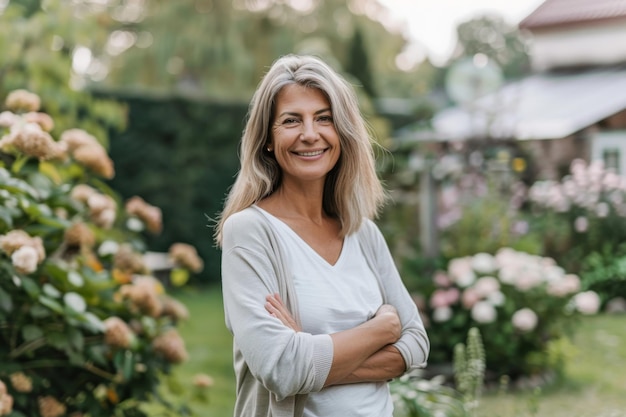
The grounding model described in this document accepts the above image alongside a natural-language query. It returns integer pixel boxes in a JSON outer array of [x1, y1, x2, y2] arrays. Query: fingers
[[265, 293, 301, 332]]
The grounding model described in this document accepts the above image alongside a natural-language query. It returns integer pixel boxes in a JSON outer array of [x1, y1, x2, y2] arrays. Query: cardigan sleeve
[[361, 219, 430, 372], [221, 210, 334, 400]]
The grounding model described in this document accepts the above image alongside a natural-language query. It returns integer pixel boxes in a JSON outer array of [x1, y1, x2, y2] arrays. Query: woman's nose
[[300, 120, 318, 140]]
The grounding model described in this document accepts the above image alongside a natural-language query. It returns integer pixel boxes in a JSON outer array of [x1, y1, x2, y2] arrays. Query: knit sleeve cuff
[[310, 334, 334, 392]]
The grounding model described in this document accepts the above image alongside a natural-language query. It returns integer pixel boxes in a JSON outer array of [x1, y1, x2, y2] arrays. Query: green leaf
[[21, 277, 41, 298], [0, 286, 13, 312], [22, 324, 44, 341], [30, 304, 51, 318], [47, 331, 69, 350], [0, 206, 14, 228], [67, 326, 85, 351], [38, 295, 64, 313]]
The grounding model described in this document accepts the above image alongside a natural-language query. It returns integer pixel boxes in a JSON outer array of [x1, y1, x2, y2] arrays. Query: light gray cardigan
[[221, 206, 429, 417]]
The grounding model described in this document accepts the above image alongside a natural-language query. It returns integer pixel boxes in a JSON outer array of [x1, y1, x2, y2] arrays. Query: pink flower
[[573, 291, 601, 315], [461, 287, 481, 309], [574, 216, 588, 233], [470, 301, 497, 324], [547, 274, 581, 297], [448, 257, 475, 287], [433, 271, 451, 287], [444, 287, 460, 305], [512, 308, 538, 332], [430, 289, 450, 309], [473, 276, 500, 297], [514, 269, 543, 291]]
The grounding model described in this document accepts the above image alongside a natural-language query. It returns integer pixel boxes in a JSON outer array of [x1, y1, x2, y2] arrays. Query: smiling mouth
[[294, 149, 325, 157]]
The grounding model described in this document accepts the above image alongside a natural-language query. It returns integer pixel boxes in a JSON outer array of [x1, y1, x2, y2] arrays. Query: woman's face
[[269, 84, 341, 186]]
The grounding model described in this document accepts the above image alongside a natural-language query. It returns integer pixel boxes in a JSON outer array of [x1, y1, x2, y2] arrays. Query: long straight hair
[[214, 54, 385, 246]]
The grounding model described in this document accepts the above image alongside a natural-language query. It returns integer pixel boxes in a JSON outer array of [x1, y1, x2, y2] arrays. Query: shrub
[[0, 90, 203, 416], [416, 249, 600, 379], [527, 158, 626, 275]]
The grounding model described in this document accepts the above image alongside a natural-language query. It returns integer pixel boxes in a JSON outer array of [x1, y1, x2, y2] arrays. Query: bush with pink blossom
[[417, 248, 600, 379], [527, 158, 626, 303], [0, 90, 204, 416]]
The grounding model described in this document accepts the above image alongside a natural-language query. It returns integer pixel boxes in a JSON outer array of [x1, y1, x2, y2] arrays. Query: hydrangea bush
[[0, 90, 205, 416], [527, 158, 626, 302], [417, 248, 600, 379]]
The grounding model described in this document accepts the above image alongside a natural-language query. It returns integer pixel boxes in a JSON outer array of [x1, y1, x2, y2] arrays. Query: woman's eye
[[318, 115, 333, 123], [283, 118, 299, 125]]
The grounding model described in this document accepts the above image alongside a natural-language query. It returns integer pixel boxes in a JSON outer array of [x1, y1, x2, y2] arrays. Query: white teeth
[[297, 150, 324, 156]]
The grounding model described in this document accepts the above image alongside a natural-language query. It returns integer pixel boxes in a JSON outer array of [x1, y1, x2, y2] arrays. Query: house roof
[[519, 0, 626, 29], [415, 66, 626, 142]]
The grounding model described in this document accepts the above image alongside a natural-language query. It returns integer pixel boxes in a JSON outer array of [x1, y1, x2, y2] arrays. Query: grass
[[170, 287, 626, 417]]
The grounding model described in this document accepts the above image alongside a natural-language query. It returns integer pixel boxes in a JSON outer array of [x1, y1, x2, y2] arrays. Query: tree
[[450, 14, 530, 80]]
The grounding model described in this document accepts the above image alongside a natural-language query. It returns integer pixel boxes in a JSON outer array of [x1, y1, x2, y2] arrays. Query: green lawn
[[171, 287, 626, 417]]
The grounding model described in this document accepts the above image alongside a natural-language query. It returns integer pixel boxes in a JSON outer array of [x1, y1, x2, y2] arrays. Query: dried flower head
[[117, 275, 163, 317], [23, 112, 54, 132], [0, 230, 46, 270], [11, 246, 39, 274], [6, 123, 61, 160], [5, 89, 41, 113], [73, 144, 115, 179], [37, 395, 66, 417], [103, 316, 135, 349], [0, 379, 14, 415], [113, 244, 147, 274], [64, 222, 96, 249], [87, 193, 117, 228], [169, 243, 203, 273], [70, 184, 98, 204], [152, 328, 188, 363], [161, 296, 189, 321], [193, 373, 214, 388], [125, 196, 162, 234], [0, 111, 18, 128], [60, 129, 115, 178], [9, 372, 33, 393]]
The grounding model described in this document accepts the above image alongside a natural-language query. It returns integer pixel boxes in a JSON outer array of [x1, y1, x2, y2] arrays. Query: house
[[416, 0, 626, 179]]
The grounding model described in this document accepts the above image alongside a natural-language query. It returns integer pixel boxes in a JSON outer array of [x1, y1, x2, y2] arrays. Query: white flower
[[573, 291, 601, 315], [487, 290, 505, 306], [470, 301, 497, 324], [11, 245, 39, 274], [432, 306, 453, 323], [595, 202, 610, 218], [126, 217, 144, 232], [512, 308, 538, 332], [471, 253, 496, 274]]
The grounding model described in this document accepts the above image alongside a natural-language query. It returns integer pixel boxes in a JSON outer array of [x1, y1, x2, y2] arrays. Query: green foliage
[[579, 249, 626, 305], [451, 15, 530, 79], [346, 25, 376, 98], [391, 373, 470, 417], [0, 90, 204, 416], [0, 1, 127, 143], [454, 327, 485, 414], [98, 91, 247, 284]]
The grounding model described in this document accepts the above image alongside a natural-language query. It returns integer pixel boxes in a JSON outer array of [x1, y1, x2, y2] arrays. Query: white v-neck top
[[257, 207, 393, 417]]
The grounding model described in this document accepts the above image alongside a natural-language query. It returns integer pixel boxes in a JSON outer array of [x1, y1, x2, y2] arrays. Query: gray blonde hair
[[214, 54, 386, 246]]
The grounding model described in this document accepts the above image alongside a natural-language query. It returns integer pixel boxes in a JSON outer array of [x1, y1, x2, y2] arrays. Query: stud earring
[[266, 146, 273, 152]]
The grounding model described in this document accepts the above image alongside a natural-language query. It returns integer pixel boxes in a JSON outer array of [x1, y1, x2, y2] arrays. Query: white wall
[[527, 20, 626, 71], [591, 130, 626, 175]]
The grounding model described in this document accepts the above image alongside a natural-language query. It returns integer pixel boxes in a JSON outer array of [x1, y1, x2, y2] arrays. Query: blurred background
[[2, 0, 626, 416]]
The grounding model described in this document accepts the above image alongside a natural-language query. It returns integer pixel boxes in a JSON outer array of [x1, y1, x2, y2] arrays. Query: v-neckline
[[253, 205, 346, 267]]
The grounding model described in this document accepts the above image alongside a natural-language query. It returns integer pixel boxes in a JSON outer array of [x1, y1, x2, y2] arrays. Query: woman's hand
[[372, 304, 402, 344], [265, 293, 302, 332]]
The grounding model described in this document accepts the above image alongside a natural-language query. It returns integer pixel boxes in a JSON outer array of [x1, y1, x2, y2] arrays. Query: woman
[[215, 54, 429, 417]]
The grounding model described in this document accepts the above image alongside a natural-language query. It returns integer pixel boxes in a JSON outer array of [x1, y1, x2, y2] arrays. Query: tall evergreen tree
[[346, 25, 376, 98]]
